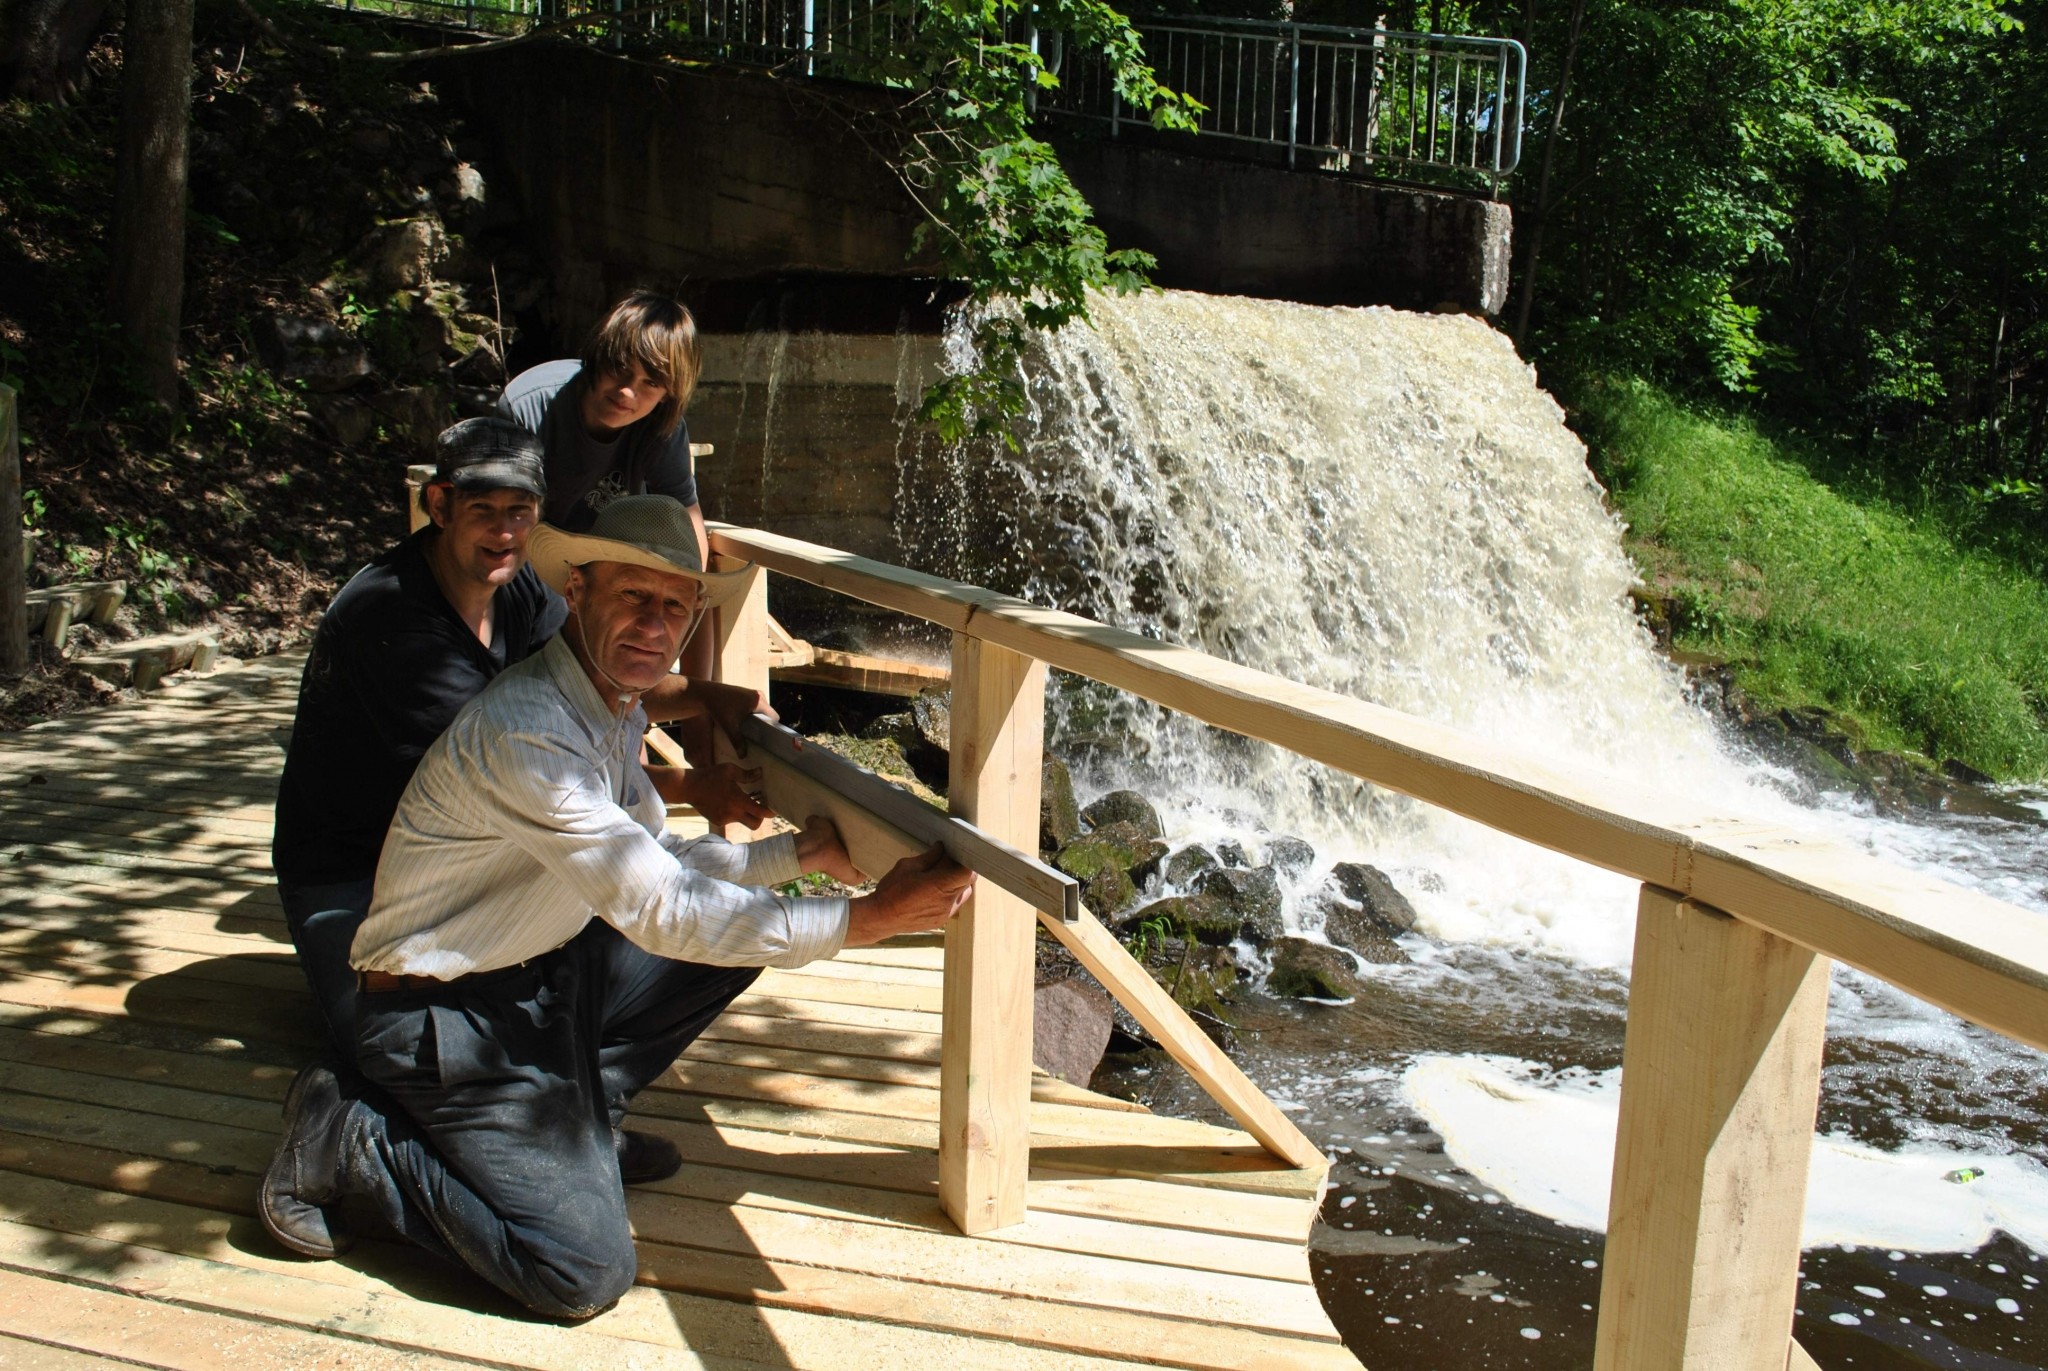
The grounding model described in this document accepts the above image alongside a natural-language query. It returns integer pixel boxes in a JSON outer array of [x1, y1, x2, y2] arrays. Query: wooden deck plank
[[0, 1186, 1219, 1371], [0, 1330, 170, 1370], [0, 1267, 486, 1371], [0, 653, 1352, 1370]]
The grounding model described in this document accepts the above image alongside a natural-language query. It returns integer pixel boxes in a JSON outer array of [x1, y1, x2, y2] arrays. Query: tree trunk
[[110, 0, 192, 413]]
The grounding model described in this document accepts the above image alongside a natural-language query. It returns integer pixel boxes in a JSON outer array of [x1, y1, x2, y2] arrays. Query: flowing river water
[[883, 290, 2048, 1369]]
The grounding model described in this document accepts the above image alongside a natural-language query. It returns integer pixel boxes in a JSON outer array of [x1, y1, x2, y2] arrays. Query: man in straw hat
[[260, 494, 974, 1319], [274, 420, 771, 1066]]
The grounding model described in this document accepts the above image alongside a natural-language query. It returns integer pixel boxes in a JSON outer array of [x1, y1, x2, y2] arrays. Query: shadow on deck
[[0, 655, 1351, 1370]]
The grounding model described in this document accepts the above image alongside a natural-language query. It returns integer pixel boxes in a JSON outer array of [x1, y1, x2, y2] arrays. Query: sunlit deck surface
[[0, 654, 1351, 1371]]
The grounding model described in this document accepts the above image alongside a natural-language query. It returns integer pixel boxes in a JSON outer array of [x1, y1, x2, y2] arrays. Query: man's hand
[[844, 845, 974, 946], [794, 815, 866, 886], [650, 762, 775, 830], [694, 679, 777, 757]]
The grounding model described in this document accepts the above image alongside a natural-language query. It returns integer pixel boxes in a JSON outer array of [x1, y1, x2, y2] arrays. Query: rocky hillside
[[0, 7, 550, 727]]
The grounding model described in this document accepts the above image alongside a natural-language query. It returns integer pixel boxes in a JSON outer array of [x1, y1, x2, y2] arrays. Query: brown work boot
[[260, 1061, 356, 1258], [615, 1127, 682, 1185]]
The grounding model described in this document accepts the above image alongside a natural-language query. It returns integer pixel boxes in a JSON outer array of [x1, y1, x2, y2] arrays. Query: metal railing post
[[1286, 23, 1300, 168]]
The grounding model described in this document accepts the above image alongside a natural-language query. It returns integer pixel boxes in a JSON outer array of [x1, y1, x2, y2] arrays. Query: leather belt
[[359, 969, 460, 995]]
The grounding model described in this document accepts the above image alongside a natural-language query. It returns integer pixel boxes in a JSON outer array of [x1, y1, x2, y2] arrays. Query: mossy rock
[[1266, 835, 1316, 880], [1121, 894, 1242, 947], [1080, 789, 1162, 839], [1266, 937, 1362, 1001], [1055, 823, 1166, 883], [1162, 843, 1219, 889], [1040, 755, 1081, 853], [805, 734, 945, 810], [1081, 865, 1138, 919], [1196, 866, 1284, 942]]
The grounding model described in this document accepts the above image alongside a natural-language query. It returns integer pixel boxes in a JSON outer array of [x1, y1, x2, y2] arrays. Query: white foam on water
[[1402, 1055, 2048, 1253]]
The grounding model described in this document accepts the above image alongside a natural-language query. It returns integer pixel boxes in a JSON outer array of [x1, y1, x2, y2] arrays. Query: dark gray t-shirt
[[496, 359, 699, 532]]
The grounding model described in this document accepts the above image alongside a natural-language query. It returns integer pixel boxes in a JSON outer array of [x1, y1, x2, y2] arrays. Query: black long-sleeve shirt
[[272, 529, 566, 887]]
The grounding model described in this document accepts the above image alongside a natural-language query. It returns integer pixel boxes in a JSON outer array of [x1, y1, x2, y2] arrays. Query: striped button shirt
[[353, 634, 848, 978]]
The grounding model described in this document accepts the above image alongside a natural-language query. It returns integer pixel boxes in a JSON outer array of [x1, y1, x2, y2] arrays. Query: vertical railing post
[[801, 0, 815, 73], [712, 560, 771, 840], [1286, 23, 1300, 167], [0, 384, 25, 678], [1594, 886, 1829, 1371], [939, 634, 1047, 1234]]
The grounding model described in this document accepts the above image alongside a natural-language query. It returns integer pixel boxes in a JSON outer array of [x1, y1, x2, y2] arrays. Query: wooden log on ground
[[25, 582, 128, 647], [69, 631, 219, 690]]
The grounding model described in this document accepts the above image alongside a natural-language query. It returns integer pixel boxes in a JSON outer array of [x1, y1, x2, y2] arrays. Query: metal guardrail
[[1043, 18, 1524, 182], [319, 0, 1523, 184]]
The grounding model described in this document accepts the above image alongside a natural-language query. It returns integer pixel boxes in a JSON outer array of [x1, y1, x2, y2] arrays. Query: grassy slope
[[1572, 382, 2048, 781]]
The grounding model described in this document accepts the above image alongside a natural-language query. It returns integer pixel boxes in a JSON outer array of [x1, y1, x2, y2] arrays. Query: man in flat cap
[[261, 494, 974, 1320], [274, 420, 769, 1063]]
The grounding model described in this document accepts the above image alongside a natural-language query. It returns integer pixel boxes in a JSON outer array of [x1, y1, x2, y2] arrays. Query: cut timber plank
[[742, 712, 1079, 922], [941, 633, 1046, 1234], [1038, 907, 1325, 1172], [0, 1330, 162, 1370], [0, 1266, 484, 1371], [1593, 887, 1828, 1371], [0, 1188, 1192, 1371], [773, 645, 950, 697]]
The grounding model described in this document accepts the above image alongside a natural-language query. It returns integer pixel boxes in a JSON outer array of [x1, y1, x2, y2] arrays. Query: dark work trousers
[[340, 920, 760, 1318], [278, 877, 374, 1065]]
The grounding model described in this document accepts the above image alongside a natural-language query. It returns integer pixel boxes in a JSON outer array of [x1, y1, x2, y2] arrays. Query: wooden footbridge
[[1, 510, 2044, 1370]]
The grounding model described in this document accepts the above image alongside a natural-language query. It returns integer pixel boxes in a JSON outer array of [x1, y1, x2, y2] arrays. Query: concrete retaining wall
[[427, 43, 1511, 333]]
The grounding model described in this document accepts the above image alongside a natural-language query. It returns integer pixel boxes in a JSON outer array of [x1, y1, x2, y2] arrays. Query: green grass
[[1574, 380, 2048, 781]]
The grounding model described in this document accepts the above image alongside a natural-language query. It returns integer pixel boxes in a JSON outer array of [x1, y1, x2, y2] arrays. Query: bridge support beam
[[1595, 885, 1829, 1370], [939, 633, 1047, 1233]]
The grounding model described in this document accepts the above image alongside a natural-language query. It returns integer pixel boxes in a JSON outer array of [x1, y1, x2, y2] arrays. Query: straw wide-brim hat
[[526, 495, 754, 613]]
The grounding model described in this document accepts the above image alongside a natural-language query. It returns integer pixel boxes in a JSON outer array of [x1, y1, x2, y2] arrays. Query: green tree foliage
[[1455, 0, 2042, 515], [840, 0, 1200, 441]]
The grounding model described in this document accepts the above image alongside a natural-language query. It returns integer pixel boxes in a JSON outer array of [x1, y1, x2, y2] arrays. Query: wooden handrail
[[708, 520, 2048, 1052]]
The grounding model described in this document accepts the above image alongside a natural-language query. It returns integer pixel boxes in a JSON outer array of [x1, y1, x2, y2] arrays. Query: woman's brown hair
[[581, 290, 702, 438]]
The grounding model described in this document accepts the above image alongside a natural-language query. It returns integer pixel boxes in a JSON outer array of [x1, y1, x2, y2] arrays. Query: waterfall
[[896, 289, 1767, 967], [881, 287, 2048, 1273]]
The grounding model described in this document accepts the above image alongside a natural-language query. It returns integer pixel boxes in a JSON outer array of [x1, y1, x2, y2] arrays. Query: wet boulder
[[1082, 867, 1136, 919], [1057, 822, 1166, 918], [1162, 843, 1219, 889], [1080, 789, 1162, 840], [1266, 835, 1316, 880], [1217, 837, 1250, 868], [1122, 894, 1242, 947], [910, 688, 951, 752], [1196, 865, 1284, 943], [860, 706, 948, 790], [1316, 863, 1416, 966], [1040, 756, 1081, 854], [1266, 938, 1363, 1001]]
